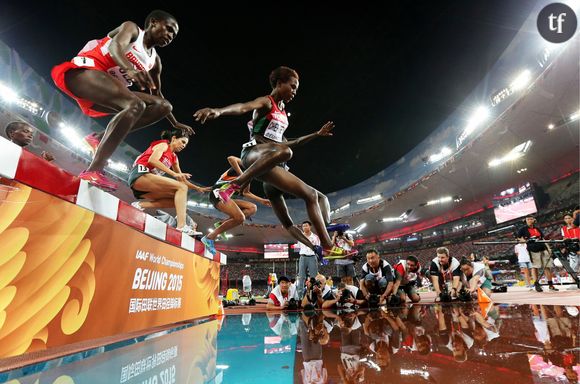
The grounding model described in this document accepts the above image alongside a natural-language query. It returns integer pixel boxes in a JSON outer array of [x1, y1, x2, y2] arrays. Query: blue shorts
[[519, 262, 532, 269]]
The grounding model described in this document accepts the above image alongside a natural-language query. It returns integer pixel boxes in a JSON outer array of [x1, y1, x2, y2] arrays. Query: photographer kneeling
[[322, 278, 366, 310], [458, 258, 493, 300], [267, 275, 299, 310], [359, 249, 395, 308], [302, 274, 334, 310]]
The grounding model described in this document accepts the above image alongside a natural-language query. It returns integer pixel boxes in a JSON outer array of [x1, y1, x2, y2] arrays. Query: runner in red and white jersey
[[51, 10, 193, 191], [127, 129, 208, 235]]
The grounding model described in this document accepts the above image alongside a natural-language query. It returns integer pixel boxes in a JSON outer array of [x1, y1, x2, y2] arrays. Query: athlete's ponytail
[[160, 129, 188, 141]]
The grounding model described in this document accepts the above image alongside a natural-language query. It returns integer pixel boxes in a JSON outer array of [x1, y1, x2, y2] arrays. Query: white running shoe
[[176, 225, 195, 236], [131, 201, 145, 211]]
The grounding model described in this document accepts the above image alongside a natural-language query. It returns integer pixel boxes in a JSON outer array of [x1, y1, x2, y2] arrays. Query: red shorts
[[51, 56, 113, 118]]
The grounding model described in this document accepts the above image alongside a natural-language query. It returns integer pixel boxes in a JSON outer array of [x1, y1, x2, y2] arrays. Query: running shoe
[[324, 246, 348, 256], [79, 170, 118, 191], [177, 225, 195, 236], [534, 282, 543, 292], [326, 223, 350, 232], [201, 236, 217, 255], [548, 285, 559, 292], [131, 201, 145, 211], [83, 132, 101, 155]]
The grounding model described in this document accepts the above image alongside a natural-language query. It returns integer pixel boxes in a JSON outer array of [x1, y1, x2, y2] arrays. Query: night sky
[[0, 0, 534, 193]]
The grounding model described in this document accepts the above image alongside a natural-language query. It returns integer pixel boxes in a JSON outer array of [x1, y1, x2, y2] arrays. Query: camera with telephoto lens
[[367, 293, 380, 309], [457, 288, 473, 302], [388, 294, 402, 307], [338, 284, 353, 305], [439, 285, 452, 302], [286, 298, 298, 310], [309, 277, 322, 289]]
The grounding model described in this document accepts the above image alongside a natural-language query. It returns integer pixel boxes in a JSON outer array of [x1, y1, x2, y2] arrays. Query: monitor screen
[[493, 182, 538, 224], [264, 243, 289, 259]]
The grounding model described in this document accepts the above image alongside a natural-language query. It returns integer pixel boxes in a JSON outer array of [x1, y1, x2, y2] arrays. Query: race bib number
[[107, 66, 132, 87], [263, 120, 285, 142], [137, 164, 149, 173], [72, 56, 96, 68]]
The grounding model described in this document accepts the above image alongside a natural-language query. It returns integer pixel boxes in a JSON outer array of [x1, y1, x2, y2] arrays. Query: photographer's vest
[[270, 284, 297, 306], [461, 262, 487, 287], [431, 257, 460, 280], [396, 260, 420, 285], [346, 284, 359, 297], [362, 259, 393, 279]]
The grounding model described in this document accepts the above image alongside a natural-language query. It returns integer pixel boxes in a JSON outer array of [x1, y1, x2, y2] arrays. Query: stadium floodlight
[[379, 217, 403, 223], [0, 82, 19, 103], [428, 147, 452, 163], [547, 124, 555, 130], [570, 110, 579, 121], [333, 203, 350, 213], [456, 106, 490, 148], [187, 201, 199, 207], [106, 159, 129, 172], [356, 194, 382, 204], [510, 70, 531, 92], [488, 140, 532, 167], [465, 107, 489, 135], [354, 223, 367, 232], [59, 124, 92, 154], [425, 196, 453, 206]]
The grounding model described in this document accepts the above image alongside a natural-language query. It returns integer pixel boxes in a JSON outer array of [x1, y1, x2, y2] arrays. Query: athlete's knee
[[245, 204, 257, 217], [276, 146, 293, 161], [232, 212, 245, 225], [151, 98, 173, 116], [169, 181, 188, 193], [302, 186, 318, 203], [126, 98, 147, 117]]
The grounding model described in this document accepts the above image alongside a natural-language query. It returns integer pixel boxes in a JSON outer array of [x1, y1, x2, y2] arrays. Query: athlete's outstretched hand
[[316, 121, 335, 137], [173, 173, 192, 182], [193, 108, 221, 124], [174, 122, 195, 135]]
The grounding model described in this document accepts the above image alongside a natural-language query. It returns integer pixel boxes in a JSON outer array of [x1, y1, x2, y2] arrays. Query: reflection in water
[[1, 320, 218, 384], [290, 304, 579, 384], [1, 304, 578, 384]]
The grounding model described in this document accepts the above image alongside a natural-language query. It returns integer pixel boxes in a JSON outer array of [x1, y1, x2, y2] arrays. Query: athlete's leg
[[64, 69, 148, 172], [208, 199, 246, 241], [137, 198, 175, 209], [91, 92, 173, 141], [235, 199, 258, 218], [236, 144, 293, 187], [261, 170, 332, 248], [263, 182, 316, 248], [132, 173, 188, 228], [316, 189, 331, 225]]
